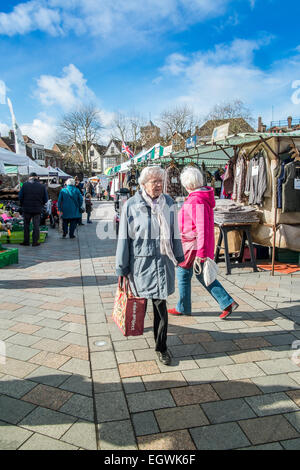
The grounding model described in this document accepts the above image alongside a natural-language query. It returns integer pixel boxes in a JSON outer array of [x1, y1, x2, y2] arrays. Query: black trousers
[[152, 299, 168, 353], [24, 213, 40, 245], [62, 218, 77, 238]]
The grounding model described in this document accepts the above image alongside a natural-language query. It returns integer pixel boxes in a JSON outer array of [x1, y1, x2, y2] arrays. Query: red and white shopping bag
[[112, 277, 146, 336]]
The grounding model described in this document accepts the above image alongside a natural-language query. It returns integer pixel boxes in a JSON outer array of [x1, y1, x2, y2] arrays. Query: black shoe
[[32, 243, 41, 247], [79, 223, 84, 225], [157, 350, 171, 366], [62, 234, 67, 238], [70, 235, 76, 239], [20, 242, 30, 246]]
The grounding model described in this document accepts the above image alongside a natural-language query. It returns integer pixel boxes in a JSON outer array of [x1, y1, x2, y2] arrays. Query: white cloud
[[157, 37, 300, 123], [0, 1, 62, 36], [0, 122, 10, 137], [36, 64, 95, 110], [0, 0, 233, 38], [20, 114, 58, 148], [0, 80, 6, 104]]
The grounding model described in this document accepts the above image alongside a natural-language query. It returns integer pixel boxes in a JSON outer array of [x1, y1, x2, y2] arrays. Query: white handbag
[[194, 257, 219, 287]]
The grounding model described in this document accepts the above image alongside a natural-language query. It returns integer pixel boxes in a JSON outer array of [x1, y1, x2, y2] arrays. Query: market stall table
[[214, 222, 258, 275]]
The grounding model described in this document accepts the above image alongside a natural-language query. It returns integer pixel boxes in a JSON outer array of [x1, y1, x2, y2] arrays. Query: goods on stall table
[[0, 231, 47, 244]]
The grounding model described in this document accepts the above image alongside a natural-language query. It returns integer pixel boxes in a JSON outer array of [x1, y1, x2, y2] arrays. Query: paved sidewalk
[[0, 200, 300, 450]]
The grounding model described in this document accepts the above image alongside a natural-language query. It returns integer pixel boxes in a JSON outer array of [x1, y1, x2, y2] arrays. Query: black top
[[19, 179, 48, 214]]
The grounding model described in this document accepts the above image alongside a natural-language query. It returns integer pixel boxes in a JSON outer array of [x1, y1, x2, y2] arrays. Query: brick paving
[[0, 200, 299, 450]]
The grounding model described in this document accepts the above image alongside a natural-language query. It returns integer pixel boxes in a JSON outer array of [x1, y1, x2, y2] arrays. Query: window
[[90, 150, 94, 157], [110, 147, 115, 154], [93, 161, 97, 169]]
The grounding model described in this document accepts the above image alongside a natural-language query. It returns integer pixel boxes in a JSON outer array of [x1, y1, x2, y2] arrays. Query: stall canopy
[[0, 148, 29, 166], [0, 148, 49, 176], [55, 167, 70, 178], [46, 166, 59, 176]]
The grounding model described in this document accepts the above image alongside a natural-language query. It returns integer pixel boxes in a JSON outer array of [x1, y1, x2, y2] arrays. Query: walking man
[[19, 172, 48, 247]]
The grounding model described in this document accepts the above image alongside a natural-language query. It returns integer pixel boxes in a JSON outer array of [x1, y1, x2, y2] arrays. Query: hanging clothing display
[[282, 160, 300, 213], [220, 171, 231, 199], [126, 168, 140, 196], [223, 159, 235, 195], [245, 152, 267, 206], [273, 156, 293, 209], [232, 153, 247, 203], [164, 164, 182, 199]]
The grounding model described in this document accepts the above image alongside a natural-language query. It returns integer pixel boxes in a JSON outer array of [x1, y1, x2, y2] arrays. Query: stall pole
[[271, 137, 280, 277]]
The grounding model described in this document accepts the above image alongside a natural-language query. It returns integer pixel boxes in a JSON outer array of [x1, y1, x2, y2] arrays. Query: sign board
[[186, 135, 197, 149], [211, 123, 230, 142]]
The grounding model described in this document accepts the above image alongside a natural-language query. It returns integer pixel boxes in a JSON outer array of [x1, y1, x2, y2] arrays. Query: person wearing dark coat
[[75, 176, 84, 225], [19, 172, 48, 246]]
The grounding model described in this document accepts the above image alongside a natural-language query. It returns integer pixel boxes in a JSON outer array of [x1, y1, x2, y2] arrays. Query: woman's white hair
[[139, 166, 165, 186], [66, 178, 75, 186], [180, 166, 204, 190]]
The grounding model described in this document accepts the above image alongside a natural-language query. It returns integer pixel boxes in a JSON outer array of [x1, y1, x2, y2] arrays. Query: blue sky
[[0, 0, 300, 147]]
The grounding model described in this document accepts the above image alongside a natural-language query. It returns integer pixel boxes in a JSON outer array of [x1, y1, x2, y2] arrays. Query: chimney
[[258, 116, 262, 132], [287, 116, 292, 129]]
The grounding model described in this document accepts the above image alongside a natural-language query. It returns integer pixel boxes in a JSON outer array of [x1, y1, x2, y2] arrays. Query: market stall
[[200, 132, 300, 274]]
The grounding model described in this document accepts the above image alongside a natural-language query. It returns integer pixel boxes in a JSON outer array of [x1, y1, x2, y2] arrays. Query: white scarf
[[141, 189, 178, 266]]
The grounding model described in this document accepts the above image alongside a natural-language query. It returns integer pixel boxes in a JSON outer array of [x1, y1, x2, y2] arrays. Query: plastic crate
[[0, 247, 19, 268], [275, 248, 300, 265]]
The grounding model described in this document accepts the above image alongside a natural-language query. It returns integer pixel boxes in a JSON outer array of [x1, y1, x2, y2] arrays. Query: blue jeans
[[176, 265, 234, 314]]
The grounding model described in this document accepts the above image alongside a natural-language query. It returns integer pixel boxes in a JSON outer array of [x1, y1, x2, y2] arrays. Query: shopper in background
[[96, 182, 102, 200], [58, 178, 83, 239], [116, 166, 184, 366], [168, 166, 238, 320], [19, 172, 48, 247], [85, 193, 93, 224], [75, 176, 84, 225]]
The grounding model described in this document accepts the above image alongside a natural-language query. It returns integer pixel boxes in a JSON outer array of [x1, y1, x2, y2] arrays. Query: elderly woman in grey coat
[[116, 166, 184, 365]]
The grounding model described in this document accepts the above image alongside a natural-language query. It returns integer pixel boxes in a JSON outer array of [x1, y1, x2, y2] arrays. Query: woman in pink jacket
[[168, 166, 238, 319]]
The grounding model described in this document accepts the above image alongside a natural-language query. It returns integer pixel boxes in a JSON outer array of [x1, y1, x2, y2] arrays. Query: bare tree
[[58, 104, 103, 175], [205, 99, 255, 125], [111, 111, 146, 157], [159, 104, 200, 140]]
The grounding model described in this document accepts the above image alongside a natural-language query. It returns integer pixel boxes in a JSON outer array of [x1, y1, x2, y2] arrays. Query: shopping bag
[[203, 258, 219, 286], [112, 277, 146, 336], [193, 257, 219, 286]]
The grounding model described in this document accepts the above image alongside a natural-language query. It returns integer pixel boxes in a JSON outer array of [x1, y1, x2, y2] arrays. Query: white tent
[[55, 167, 70, 178], [46, 166, 59, 176], [18, 159, 50, 176], [0, 147, 49, 176], [0, 148, 29, 166]]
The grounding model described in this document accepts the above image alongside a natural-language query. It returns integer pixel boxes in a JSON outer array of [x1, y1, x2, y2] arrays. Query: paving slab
[[0, 420, 33, 450], [98, 420, 137, 450], [190, 422, 250, 450], [245, 392, 300, 416], [201, 398, 256, 424], [19, 433, 78, 450], [238, 415, 299, 445]]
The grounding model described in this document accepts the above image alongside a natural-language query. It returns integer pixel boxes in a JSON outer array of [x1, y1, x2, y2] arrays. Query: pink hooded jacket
[[178, 187, 215, 269]]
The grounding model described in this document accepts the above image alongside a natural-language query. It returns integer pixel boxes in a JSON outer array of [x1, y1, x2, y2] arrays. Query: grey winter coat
[[116, 191, 184, 299]]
